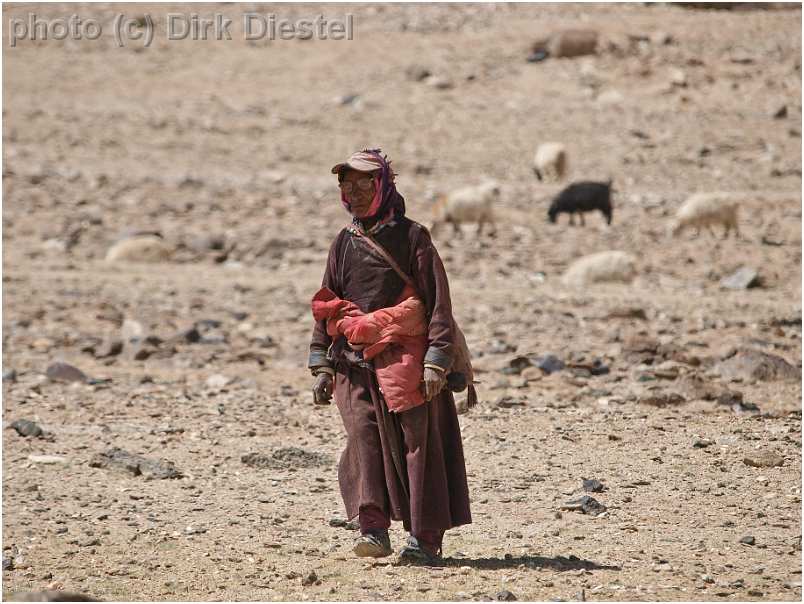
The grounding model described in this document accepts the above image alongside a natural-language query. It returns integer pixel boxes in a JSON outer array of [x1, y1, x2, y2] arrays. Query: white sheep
[[562, 250, 637, 287], [431, 180, 500, 236], [671, 192, 740, 238], [533, 143, 568, 182]]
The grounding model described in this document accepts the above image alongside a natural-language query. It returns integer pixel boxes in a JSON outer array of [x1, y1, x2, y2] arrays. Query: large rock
[[88, 447, 182, 479], [241, 447, 330, 470], [10, 419, 43, 438], [744, 452, 784, 468], [45, 362, 87, 384], [562, 251, 637, 287], [720, 267, 761, 290], [105, 235, 171, 263], [716, 348, 801, 381], [530, 29, 599, 60]]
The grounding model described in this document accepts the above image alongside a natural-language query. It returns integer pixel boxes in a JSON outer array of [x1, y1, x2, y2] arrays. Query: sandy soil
[[2, 2, 802, 601]]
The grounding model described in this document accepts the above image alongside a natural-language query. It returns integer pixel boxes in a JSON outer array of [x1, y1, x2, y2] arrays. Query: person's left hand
[[422, 366, 446, 401]]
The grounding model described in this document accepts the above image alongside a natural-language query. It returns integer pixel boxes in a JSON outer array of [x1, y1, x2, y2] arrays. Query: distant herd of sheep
[[431, 142, 751, 240]]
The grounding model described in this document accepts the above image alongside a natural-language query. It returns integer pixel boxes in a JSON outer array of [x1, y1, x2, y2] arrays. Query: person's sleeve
[[412, 227, 455, 372], [308, 234, 342, 373]]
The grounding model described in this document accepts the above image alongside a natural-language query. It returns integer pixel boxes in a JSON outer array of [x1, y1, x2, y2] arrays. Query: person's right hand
[[312, 372, 333, 405]]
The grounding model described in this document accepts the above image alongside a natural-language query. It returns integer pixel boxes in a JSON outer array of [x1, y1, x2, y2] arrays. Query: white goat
[[431, 180, 500, 236], [671, 192, 740, 238]]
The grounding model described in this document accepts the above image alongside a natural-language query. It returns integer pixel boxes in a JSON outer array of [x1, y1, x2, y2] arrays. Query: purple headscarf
[[338, 149, 406, 220]]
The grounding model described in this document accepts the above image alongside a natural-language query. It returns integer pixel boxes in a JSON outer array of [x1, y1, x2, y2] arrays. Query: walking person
[[308, 149, 472, 563]]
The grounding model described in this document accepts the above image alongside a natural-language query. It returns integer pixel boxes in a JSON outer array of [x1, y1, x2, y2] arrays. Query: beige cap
[[331, 151, 383, 175]]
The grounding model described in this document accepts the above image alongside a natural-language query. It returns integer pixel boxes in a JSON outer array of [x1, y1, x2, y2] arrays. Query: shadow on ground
[[393, 554, 622, 571]]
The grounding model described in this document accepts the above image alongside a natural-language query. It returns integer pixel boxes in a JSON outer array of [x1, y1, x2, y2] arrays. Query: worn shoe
[[353, 530, 392, 558], [398, 535, 442, 564]]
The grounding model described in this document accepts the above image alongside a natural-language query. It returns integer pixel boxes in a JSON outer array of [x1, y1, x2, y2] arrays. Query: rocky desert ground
[[2, 2, 802, 602]]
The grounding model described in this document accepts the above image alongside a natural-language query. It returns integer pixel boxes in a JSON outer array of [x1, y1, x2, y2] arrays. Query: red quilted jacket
[[311, 284, 427, 412]]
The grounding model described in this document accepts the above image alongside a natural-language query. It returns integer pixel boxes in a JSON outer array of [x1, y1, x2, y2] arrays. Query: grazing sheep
[[671, 192, 740, 238], [548, 180, 613, 226], [431, 180, 500, 237], [533, 143, 568, 182], [562, 250, 637, 287]]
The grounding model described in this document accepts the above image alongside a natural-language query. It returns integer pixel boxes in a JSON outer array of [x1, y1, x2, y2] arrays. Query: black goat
[[548, 180, 613, 226]]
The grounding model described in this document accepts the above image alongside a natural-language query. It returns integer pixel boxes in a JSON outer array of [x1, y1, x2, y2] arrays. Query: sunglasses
[[338, 177, 375, 193]]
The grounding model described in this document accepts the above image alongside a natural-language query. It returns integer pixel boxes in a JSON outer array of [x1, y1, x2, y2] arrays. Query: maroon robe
[[309, 216, 472, 538]]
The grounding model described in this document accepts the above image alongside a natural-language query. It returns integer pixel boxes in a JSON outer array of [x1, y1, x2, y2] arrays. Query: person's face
[[339, 170, 377, 218]]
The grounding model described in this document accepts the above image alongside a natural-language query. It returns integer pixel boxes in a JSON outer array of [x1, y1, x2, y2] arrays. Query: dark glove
[[312, 372, 333, 405], [422, 366, 447, 401]]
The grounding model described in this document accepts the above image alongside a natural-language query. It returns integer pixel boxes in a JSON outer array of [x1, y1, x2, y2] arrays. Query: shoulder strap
[[351, 230, 417, 291]]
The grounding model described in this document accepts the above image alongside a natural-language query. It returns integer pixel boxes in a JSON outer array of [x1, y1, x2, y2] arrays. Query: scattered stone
[[88, 447, 182, 479], [205, 374, 231, 390], [637, 392, 686, 407], [28, 455, 67, 464], [716, 390, 744, 406], [405, 64, 431, 82], [567, 359, 609, 377], [650, 30, 673, 45], [715, 390, 760, 414], [562, 251, 637, 287], [426, 75, 454, 90], [241, 447, 330, 470], [45, 362, 87, 384], [121, 319, 144, 343], [716, 348, 801, 382], [606, 307, 648, 321], [127, 335, 166, 361], [170, 326, 201, 344], [187, 233, 226, 253], [669, 68, 687, 87], [561, 495, 607, 516], [3, 369, 17, 382], [10, 419, 43, 438], [582, 478, 605, 493], [105, 235, 172, 263], [597, 89, 625, 106], [720, 267, 761, 290], [693, 438, 714, 448], [503, 356, 533, 375], [740, 535, 756, 546], [530, 29, 598, 60], [328, 518, 347, 528], [3, 557, 13, 571], [488, 339, 516, 354], [184, 526, 207, 535], [623, 335, 661, 364], [495, 590, 517, 601], [302, 570, 318, 586], [94, 338, 123, 359], [496, 396, 526, 408], [521, 367, 544, 381], [743, 452, 784, 468], [773, 104, 788, 119], [536, 354, 565, 374], [334, 93, 360, 106]]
